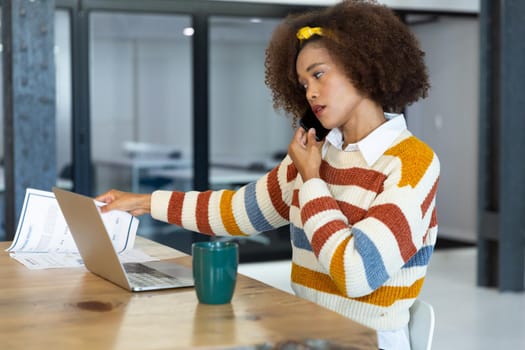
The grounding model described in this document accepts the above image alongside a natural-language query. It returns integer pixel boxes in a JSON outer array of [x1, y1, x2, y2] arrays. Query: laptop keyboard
[[123, 262, 184, 288]]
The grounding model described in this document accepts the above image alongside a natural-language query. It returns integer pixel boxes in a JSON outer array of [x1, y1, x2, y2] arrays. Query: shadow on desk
[[220, 226, 292, 263], [144, 225, 291, 263]]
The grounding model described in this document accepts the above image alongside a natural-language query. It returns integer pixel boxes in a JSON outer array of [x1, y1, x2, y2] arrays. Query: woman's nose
[[306, 87, 318, 101]]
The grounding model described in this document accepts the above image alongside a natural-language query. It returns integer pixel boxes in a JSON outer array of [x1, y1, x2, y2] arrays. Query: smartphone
[[299, 109, 331, 142]]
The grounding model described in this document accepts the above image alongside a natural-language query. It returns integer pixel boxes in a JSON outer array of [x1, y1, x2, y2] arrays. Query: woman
[[97, 1, 439, 349]]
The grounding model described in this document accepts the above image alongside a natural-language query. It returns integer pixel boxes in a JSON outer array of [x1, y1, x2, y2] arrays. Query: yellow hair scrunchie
[[296, 26, 324, 42]]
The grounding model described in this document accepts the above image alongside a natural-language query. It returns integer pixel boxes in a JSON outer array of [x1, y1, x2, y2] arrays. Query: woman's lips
[[313, 105, 325, 117]]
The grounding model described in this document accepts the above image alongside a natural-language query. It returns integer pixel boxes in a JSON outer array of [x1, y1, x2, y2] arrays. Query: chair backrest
[[408, 299, 435, 350]]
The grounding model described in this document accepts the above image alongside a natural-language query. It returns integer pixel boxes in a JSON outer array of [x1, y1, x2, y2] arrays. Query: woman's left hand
[[288, 127, 324, 181]]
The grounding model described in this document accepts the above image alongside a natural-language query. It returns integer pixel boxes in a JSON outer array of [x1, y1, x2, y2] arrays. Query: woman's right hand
[[95, 189, 152, 216], [288, 127, 323, 182]]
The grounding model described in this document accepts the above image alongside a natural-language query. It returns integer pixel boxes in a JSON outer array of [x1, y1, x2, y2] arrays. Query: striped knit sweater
[[151, 129, 440, 331]]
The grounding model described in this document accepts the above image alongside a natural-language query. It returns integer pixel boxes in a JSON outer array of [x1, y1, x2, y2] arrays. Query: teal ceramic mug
[[192, 241, 239, 304]]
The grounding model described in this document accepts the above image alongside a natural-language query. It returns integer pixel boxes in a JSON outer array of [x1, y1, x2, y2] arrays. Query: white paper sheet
[[10, 248, 157, 270], [6, 188, 157, 269]]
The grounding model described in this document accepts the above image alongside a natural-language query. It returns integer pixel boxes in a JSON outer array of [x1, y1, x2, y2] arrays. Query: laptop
[[52, 187, 194, 292]]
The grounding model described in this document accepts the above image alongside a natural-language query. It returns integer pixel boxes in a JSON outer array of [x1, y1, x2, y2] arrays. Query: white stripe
[[415, 154, 440, 199], [303, 209, 347, 240], [354, 217, 405, 270], [317, 227, 350, 268], [151, 190, 172, 222], [255, 174, 285, 226], [382, 265, 427, 287], [208, 191, 228, 234], [291, 248, 327, 273], [291, 283, 412, 331], [180, 191, 199, 232], [327, 184, 379, 205], [231, 186, 256, 234]]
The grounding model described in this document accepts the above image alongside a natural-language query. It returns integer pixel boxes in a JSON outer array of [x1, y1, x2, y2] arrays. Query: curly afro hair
[[264, 0, 430, 124]]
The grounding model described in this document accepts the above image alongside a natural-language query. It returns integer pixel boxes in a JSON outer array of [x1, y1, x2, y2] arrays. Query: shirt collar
[[323, 113, 407, 166]]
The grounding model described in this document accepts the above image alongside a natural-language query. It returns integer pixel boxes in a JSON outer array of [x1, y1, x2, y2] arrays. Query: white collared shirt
[[322, 113, 407, 166]]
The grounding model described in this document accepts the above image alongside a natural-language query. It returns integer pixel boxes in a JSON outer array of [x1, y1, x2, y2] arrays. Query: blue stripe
[[290, 224, 312, 251], [244, 182, 274, 232], [353, 228, 389, 290], [403, 245, 433, 268]]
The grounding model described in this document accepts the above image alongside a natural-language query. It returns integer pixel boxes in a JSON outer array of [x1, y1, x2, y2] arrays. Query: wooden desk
[[0, 238, 378, 349]]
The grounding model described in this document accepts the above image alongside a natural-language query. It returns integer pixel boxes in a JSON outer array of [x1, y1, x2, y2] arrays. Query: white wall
[[90, 38, 136, 160], [89, 13, 194, 168], [90, 37, 193, 161], [407, 16, 479, 242], [210, 41, 291, 159], [136, 39, 193, 148]]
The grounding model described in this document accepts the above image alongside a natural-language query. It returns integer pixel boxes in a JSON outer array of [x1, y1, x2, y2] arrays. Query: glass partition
[[89, 12, 193, 195], [55, 10, 73, 189], [209, 16, 292, 185]]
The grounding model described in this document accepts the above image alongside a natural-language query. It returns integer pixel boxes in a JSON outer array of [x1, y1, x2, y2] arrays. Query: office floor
[[238, 246, 525, 350]]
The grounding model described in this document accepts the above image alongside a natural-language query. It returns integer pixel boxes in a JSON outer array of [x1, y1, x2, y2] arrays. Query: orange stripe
[[337, 200, 367, 224], [421, 177, 439, 218], [286, 162, 298, 182], [429, 207, 438, 228], [329, 236, 352, 295], [219, 190, 246, 236], [292, 263, 342, 295], [292, 263, 424, 306], [167, 192, 185, 225], [354, 278, 424, 307], [311, 220, 348, 256], [268, 166, 290, 220], [301, 196, 339, 224], [196, 191, 213, 234], [319, 160, 386, 191]]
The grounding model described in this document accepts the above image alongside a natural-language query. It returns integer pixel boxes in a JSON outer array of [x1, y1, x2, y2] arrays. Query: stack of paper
[[6, 188, 156, 269]]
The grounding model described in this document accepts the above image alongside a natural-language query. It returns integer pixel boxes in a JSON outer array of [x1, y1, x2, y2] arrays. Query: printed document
[[6, 188, 156, 269]]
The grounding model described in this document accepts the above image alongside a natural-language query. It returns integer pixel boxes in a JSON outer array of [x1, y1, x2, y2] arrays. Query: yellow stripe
[[354, 278, 424, 307], [329, 236, 352, 296], [384, 136, 433, 188], [292, 263, 342, 295], [219, 190, 247, 236], [292, 263, 424, 307]]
